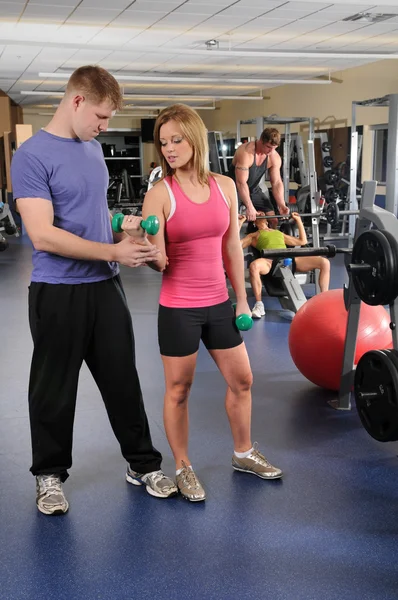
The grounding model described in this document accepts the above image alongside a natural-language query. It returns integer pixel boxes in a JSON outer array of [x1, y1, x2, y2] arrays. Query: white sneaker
[[36, 475, 69, 515], [251, 301, 265, 319]]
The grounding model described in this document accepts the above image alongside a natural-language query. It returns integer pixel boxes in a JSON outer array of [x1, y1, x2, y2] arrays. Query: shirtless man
[[228, 127, 289, 224]]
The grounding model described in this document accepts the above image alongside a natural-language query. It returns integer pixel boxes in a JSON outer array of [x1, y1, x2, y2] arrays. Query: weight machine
[[258, 180, 398, 442], [207, 131, 228, 174], [350, 94, 398, 239]]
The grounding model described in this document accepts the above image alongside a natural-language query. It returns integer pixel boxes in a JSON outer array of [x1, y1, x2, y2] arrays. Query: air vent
[[343, 12, 396, 23]]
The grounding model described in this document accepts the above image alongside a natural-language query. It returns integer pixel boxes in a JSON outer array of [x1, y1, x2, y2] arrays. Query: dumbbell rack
[[332, 180, 398, 411]]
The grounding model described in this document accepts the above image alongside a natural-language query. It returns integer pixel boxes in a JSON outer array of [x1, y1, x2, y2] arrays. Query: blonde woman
[[141, 104, 283, 502]]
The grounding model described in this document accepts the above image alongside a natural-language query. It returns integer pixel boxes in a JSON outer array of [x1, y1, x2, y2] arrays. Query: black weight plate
[[324, 170, 338, 185], [354, 350, 398, 442], [372, 349, 398, 442], [351, 230, 395, 306], [4, 224, 17, 235], [322, 142, 331, 152], [326, 202, 339, 227], [380, 230, 398, 303], [325, 188, 339, 203], [323, 156, 334, 168]]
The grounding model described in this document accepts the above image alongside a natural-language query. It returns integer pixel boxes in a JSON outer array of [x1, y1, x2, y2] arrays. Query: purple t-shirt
[[11, 129, 119, 284]]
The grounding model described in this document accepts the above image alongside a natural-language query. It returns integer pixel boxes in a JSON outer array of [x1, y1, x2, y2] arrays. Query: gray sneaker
[[232, 443, 283, 479], [126, 467, 178, 498], [176, 462, 206, 502], [36, 474, 69, 515]]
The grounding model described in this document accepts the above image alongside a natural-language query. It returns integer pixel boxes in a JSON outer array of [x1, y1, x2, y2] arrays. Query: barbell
[[260, 244, 351, 259], [252, 202, 359, 226], [259, 229, 398, 308]]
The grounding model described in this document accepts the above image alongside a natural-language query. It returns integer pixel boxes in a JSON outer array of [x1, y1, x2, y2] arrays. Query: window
[[372, 127, 388, 184]]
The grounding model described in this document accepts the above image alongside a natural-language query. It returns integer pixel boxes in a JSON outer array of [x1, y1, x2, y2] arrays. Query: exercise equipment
[[292, 180, 398, 441], [325, 202, 360, 227], [111, 213, 160, 235], [354, 350, 398, 442], [244, 248, 308, 314], [252, 201, 359, 226], [0, 201, 20, 248], [259, 244, 350, 259], [348, 229, 398, 306], [232, 303, 253, 331], [288, 289, 392, 391], [0, 235, 9, 251]]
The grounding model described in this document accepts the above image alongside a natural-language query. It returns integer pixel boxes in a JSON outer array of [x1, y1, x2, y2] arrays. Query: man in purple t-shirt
[[11, 65, 177, 515]]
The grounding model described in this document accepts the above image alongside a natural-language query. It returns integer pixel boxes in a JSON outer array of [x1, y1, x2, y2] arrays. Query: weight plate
[[4, 224, 17, 235], [322, 142, 331, 152], [325, 202, 339, 227], [355, 350, 398, 442], [324, 170, 338, 185], [381, 230, 398, 304], [351, 230, 395, 306], [325, 188, 339, 203], [323, 156, 334, 168]]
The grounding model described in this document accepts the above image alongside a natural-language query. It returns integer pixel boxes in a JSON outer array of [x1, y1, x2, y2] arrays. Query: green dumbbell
[[112, 213, 160, 235], [232, 303, 253, 331]]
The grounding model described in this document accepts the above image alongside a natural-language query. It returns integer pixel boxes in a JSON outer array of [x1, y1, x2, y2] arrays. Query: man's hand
[[245, 204, 258, 222], [120, 215, 146, 240], [113, 236, 161, 268], [278, 204, 290, 216]]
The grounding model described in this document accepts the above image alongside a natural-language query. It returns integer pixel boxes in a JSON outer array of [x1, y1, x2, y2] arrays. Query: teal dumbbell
[[232, 303, 253, 331], [112, 213, 160, 235]]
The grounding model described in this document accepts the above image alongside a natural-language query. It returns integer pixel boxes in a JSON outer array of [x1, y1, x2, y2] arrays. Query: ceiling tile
[[66, 9, 124, 26]]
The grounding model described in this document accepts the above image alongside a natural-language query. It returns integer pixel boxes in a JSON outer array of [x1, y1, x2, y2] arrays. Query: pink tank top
[[159, 175, 230, 308]]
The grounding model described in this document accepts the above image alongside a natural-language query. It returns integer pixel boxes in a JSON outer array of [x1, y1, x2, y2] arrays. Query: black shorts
[[158, 300, 243, 357]]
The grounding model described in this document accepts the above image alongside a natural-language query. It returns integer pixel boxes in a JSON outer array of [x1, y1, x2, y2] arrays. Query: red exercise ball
[[288, 289, 393, 391]]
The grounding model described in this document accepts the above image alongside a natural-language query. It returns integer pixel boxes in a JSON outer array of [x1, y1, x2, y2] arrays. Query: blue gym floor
[[1, 237, 398, 600]]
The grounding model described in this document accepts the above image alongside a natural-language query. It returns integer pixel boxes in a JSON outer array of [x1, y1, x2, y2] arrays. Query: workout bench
[[244, 248, 309, 313]]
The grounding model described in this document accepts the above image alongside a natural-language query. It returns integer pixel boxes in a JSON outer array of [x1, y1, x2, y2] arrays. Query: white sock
[[176, 465, 193, 476], [234, 447, 253, 459], [255, 300, 263, 306]]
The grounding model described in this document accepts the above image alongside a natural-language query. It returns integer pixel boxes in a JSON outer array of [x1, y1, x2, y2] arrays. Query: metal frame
[[208, 131, 228, 174], [351, 94, 398, 219], [331, 180, 398, 411]]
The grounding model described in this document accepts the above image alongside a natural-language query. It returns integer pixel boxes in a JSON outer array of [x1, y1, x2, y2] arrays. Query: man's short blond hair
[[66, 65, 123, 111]]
